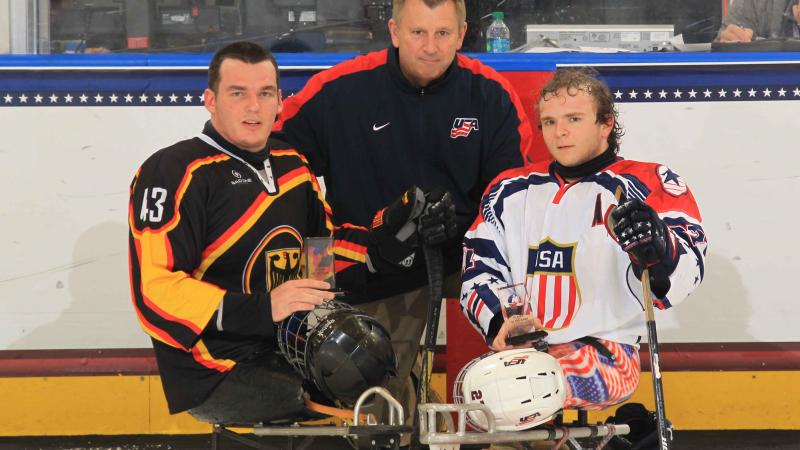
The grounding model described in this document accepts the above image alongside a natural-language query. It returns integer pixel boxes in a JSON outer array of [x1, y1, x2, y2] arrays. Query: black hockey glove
[[609, 199, 678, 298], [610, 199, 676, 269], [418, 188, 458, 246], [367, 186, 427, 273]]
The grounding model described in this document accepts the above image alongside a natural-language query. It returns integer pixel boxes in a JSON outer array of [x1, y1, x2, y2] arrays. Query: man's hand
[[270, 279, 334, 322], [418, 188, 458, 246], [367, 186, 458, 272], [371, 186, 427, 239], [367, 186, 427, 272], [719, 24, 754, 42], [491, 315, 543, 351], [610, 199, 676, 270]]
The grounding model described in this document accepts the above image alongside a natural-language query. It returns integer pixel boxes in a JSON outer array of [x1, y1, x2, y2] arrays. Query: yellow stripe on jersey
[[191, 339, 236, 372], [130, 155, 230, 346], [194, 170, 310, 280], [334, 246, 366, 263], [135, 230, 226, 338]]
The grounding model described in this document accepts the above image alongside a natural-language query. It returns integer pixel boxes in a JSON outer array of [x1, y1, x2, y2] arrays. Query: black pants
[[189, 350, 312, 426]]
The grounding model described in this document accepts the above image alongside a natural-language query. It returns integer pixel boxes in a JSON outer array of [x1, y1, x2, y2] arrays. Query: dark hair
[[536, 67, 624, 154], [207, 41, 279, 93]]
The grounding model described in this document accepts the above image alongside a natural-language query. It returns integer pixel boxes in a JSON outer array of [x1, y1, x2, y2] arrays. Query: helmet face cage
[[278, 299, 397, 406], [277, 299, 356, 379]]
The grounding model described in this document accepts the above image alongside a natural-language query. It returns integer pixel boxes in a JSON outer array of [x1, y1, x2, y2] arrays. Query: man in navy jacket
[[274, 0, 534, 420]]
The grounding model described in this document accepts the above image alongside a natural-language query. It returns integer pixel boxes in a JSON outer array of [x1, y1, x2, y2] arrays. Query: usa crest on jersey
[[526, 238, 581, 330]]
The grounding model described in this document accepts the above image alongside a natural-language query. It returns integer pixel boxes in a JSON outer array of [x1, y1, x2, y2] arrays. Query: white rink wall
[[0, 106, 207, 349], [619, 100, 797, 342], [0, 66, 797, 350]]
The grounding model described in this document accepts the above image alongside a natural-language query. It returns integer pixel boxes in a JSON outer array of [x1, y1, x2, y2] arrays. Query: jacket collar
[[386, 46, 458, 95]]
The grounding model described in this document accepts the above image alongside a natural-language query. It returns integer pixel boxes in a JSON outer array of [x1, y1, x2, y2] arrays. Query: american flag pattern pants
[[549, 339, 641, 410]]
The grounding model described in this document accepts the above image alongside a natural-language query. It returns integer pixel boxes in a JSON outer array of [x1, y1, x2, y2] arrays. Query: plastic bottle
[[486, 11, 511, 53]]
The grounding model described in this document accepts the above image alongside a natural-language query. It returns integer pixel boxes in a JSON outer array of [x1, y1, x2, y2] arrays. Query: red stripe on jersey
[[200, 167, 309, 262], [336, 222, 369, 231], [466, 290, 478, 314], [133, 305, 187, 351], [278, 166, 310, 185], [129, 224, 203, 341], [164, 235, 174, 270], [128, 242, 186, 350], [334, 239, 366, 255], [552, 181, 577, 205], [537, 276, 547, 321], [274, 49, 389, 131], [466, 290, 486, 321], [467, 210, 485, 232], [141, 290, 203, 335], [566, 280, 577, 326], [546, 276, 563, 329], [191, 344, 234, 372], [334, 259, 356, 272], [271, 149, 303, 160], [202, 191, 269, 261], [475, 299, 485, 319], [456, 54, 534, 163]]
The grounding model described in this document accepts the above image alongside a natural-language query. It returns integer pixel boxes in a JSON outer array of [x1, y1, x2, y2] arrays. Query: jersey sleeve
[[640, 165, 707, 309], [460, 181, 517, 342], [128, 152, 273, 352]]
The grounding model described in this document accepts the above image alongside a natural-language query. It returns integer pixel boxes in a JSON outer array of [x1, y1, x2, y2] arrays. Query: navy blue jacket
[[275, 47, 533, 299]]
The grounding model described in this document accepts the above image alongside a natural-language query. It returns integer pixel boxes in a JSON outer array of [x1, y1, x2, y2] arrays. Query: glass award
[[303, 236, 336, 289]]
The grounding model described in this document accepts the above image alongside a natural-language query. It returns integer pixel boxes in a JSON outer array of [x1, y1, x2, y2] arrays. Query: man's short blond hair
[[392, 0, 466, 24]]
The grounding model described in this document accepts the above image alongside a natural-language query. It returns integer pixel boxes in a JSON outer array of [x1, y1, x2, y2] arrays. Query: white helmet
[[453, 348, 566, 431]]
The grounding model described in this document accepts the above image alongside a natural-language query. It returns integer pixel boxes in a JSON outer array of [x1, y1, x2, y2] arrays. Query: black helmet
[[278, 299, 397, 406]]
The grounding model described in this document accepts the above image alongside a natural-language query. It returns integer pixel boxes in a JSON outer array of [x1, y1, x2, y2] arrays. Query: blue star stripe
[[0, 69, 313, 107]]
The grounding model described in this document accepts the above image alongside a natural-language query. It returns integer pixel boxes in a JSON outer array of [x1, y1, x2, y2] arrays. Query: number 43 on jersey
[[139, 187, 168, 223]]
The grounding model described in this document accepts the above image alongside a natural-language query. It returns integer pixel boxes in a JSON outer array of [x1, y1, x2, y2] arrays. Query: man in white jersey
[[460, 67, 707, 416]]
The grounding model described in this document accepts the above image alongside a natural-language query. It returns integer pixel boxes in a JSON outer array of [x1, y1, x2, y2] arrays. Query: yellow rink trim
[[0, 371, 797, 436]]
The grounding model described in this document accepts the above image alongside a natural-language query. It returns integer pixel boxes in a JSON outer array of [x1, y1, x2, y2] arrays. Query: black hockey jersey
[[128, 123, 369, 413]]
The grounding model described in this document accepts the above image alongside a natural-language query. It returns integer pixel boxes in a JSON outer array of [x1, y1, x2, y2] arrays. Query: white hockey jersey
[[461, 159, 707, 345]]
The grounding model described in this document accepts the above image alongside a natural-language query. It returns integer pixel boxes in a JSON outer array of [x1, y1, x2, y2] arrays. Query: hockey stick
[[640, 268, 672, 450], [608, 194, 672, 450], [419, 242, 444, 404], [411, 242, 444, 448]]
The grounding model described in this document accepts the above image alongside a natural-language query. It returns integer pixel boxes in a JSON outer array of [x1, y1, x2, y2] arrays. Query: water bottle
[[486, 11, 511, 53]]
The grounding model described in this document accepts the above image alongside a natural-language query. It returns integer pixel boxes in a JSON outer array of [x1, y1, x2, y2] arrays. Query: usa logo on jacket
[[450, 117, 479, 138]]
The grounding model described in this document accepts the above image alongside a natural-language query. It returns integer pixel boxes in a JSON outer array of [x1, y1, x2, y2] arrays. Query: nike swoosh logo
[[372, 122, 390, 131]]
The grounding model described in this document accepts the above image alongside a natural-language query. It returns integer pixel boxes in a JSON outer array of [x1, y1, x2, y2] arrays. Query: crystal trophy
[[303, 236, 336, 289]]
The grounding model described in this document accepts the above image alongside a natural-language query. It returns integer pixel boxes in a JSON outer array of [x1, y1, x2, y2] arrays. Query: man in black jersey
[[128, 41, 454, 425]]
